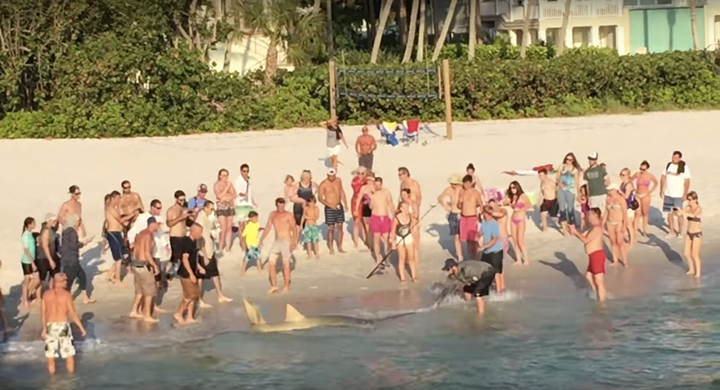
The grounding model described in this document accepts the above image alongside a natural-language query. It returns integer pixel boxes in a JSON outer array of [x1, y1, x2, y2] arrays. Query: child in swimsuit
[[301, 196, 321, 259], [241, 212, 262, 274]]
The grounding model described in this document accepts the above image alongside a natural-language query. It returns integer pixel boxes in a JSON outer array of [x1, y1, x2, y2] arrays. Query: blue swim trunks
[[245, 246, 260, 262]]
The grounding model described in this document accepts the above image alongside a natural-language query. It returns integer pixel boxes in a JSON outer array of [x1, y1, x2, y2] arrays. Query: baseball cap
[[198, 184, 208, 193], [588, 152, 599, 160], [147, 216, 159, 225], [328, 168, 337, 175], [606, 182, 620, 191], [442, 258, 459, 271], [44, 213, 57, 221]]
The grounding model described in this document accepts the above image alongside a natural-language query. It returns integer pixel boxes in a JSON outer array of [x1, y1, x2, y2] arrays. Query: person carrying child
[[301, 196, 321, 259], [241, 211, 262, 274]]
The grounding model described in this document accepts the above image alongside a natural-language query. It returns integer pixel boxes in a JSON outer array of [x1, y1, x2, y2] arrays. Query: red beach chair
[[401, 119, 420, 144]]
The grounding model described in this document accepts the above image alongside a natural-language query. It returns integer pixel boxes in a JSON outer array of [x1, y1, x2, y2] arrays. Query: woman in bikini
[[619, 168, 638, 248], [390, 201, 417, 283], [631, 160, 658, 237], [555, 152, 583, 235], [502, 181, 531, 265], [214, 169, 237, 252], [351, 167, 370, 249], [681, 191, 702, 278], [604, 183, 629, 266]]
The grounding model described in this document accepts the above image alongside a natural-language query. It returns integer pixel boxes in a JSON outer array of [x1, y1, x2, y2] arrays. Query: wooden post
[[329, 60, 337, 120], [442, 59, 452, 140]]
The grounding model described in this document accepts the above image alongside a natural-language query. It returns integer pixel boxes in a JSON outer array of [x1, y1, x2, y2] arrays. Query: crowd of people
[[0, 117, 703, 375]]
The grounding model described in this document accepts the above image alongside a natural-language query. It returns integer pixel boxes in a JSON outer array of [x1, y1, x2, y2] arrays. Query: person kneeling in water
[[434, 259, 497, 314]]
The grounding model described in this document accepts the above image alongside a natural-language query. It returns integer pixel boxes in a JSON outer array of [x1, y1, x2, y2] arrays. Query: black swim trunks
[[480, 250, 504, 274], [462, 272, 496, 298], [169, 237, 185, 264], [540, 199, 559, 217]]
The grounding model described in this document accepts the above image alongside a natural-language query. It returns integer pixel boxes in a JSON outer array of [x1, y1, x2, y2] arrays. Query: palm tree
[[468, 0, 477, 60], [326, 0, 335, 56], [415, 0, 426, 61], [236, 0, 325, 82], [402, 0, 420, 63], [519, 0, 534, 59], [431, 0, 458, 61], [556, 0, 572, 56], [689, 0, 700, 50], [370, 0, 394, 63]]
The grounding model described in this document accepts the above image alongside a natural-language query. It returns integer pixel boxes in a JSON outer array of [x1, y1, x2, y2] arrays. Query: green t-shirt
[[583, 165, 608, 197], [21, 231, 36, 264]]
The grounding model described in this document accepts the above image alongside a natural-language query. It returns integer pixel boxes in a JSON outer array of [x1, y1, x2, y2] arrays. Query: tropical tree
[[431, 0, 458, 61], [402, 0, 420, 63], [556, 0, 572, 56], [235, 0, 325, 82], [172, 0, 231, 62], [468, 0, 477, 60], [689, 0, 700, 50], [519, 0, 535, 59], [370, 0, 394, 64], [415, 0, 427, 61]]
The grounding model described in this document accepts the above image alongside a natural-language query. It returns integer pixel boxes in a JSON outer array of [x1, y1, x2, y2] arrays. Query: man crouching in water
[[433, 259, 497, 314], [41, 273, 87, 374]]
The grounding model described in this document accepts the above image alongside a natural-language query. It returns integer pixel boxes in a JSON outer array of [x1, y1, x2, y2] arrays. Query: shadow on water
[[538, 252, 588, 290], [645, 233, 685, 269]]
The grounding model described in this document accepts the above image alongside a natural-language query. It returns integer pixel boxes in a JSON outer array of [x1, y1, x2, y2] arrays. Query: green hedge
[[1, 44, 719, 138]]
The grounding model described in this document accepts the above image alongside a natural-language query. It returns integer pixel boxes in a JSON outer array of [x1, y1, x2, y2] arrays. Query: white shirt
[[127, 212, 168, 259], [235, 174, 253, 206], [663, 162, 691, 198]]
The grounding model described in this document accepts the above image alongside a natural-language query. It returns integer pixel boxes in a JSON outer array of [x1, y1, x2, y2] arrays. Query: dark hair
[[506, 181, 525, 203], [686, 190, 698, 203], [121, 180, 130, 187], [110, 190, 121, 198], [104, 194, 112, 203], [538, 168, 548, 175], [309, 195, 316, 202], [328, 123, 342, 140], [401, 188, 411, 196], [462, 174, 473, 184], [248, 211, 258, 218], [580, 184, 588, 196], [375, 177, 383, 184], [150, 199, 162, 208], [275, 197, 286, 205], [673, 150, 682, 158], [68, 185, 80, 194], [218, 168, 229, 178], [174, 190, 186, 199], [640, 160, 650, 169], [398, 167, 410, 176], [23, 217, 35, 235], [240, 163, 249, 171], [466, 163, 475, 171], [204, 200, 214, 207], [589, 207, 602, 219], [562, 152, 582, 171]]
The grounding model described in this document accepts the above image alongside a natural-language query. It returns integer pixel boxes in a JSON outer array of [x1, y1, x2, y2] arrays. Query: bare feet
[[686, 269, 695, 275], [513, 261, 521, 266], [282, 285, 290, 293], [184, 317, 197, 324], [218, 296, 233, 303], [154, 306, 167, 313], [523, 261, 530, 266], [665, 233, 675, 239], [83, 298, 97, 304], [143, 316, 159, 324], [611, 261, 619, 267], [172, 313, 184, 323], [129, 312, 143, 319], [268, 286, 279, 294], [198, 300, 212, 309], [314, 254, 320, 260], [337, 247, 346, 254]]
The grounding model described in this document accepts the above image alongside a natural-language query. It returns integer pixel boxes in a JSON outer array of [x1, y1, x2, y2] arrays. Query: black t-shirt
[[177, 236, 198, 279]]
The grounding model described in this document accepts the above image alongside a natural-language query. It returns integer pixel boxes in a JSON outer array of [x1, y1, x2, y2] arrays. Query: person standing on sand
[[119, 180, 145, 244], [350, 167, 370, 249], [660, 151, 691, 238], [400, 188, 420, 261], [283, 175, 295, 202], [438, 175, 464, 260], [619, 168, 638, 248], [290, 170, 319, 238], [58, 185, 86, 238], [355, 126, 377, 170], [390, 201, 417, 283], [604, 183, 629, 267], [478, 206, 505, 293], [556, 153, 582, 235], [187, 184, 208, 215], [235, 163, 257, 251], [105, 191, 136, 284], [538, 168, 559, 232], [41, 273, 87, 375], [129, 217, 161, 323], [584, 152, 609, 211], [128, 199, 167, 314], [502, 181, 532, 266], [174, 224, 204, 325], [60, 214, 96, 304], [458, 175, 483, 260], [466, 164, 485, 198], [214, 169, 237, 252], [196, 200, 233, 307], [569, 208, 607, 302], [487, 199, 510, 259], [680, 191, 702, 278], [37, 214, 61, 286], [631, 160, 658, 237], [369, 177, 395, 264], [167, 191, 192, 278], [318, 168, 348, 254], [241, 211, 263, 274], [300, 196, 321, 259], [20, 217, 39, 312], [324, 118, 348, 171], [398, 167, 423, 262], [259, 198, 297, 294]]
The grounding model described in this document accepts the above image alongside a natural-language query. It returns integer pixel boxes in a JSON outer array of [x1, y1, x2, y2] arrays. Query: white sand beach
[[1, 110, 718, 334]]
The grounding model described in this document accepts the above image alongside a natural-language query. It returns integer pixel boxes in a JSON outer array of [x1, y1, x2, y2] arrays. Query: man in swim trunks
[[174, 224, 204, 324], [538, 168, 559, 232], [355, 125, 377, 170], [105, 191, 137, 284], [259, 198, 297, 294], [457, 175, 483, 259], [129, 217, 162, 323], [57, 185, 86, 238], [167, 191, 192, 278], [369, 177, 395, 264], [437, 258, 497, 314], [438, 174, 464, 260], [478, 206, 505, 292], [570, 207, 607, 302], [318, 168, 348, 254], [41, 273, 87, 374], [128, 199, 168, 313]]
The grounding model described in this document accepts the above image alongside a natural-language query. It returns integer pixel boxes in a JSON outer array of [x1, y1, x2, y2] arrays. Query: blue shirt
[[480, 219, 503, 253], [188, 196, 206, 210]]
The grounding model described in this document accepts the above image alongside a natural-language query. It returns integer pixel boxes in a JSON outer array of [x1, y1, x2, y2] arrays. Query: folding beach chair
[[400, 119, 420, 144], [377, 121, 399, 146]]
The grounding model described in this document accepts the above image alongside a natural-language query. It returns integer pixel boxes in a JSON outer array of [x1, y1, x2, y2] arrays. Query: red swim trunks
[[459, 215, 479, 242], [587, 250, 606, 275]]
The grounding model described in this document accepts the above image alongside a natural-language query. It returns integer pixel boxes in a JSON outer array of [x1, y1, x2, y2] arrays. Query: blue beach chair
[[377, 121, 399, 146]]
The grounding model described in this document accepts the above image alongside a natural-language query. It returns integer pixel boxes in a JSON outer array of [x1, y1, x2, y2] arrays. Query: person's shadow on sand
[[426, 223, 457, 258], [645, 234, 685, 269], [539, 252, 588, 290]]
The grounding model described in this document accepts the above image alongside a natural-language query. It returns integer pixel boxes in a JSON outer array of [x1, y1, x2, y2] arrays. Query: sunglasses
[[565, 157, 574, 161], [122, 186, 131, 190], [74, 192, 81, 196]]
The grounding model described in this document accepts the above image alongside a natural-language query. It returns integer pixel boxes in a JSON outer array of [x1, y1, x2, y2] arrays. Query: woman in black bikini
[[390, 201, 417, 283], [681, 191, 702, 278]]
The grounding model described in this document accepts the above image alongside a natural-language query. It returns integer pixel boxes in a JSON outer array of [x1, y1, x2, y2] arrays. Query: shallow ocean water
[[1, 267, 719, 390]]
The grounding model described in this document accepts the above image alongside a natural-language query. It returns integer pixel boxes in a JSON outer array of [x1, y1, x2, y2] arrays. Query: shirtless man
[[105, 191, 137, 284], [457, 175, 484, 259], [570, 208, 607, 302], [119, 180, 145, 222], [369, 177, 395, 264], [317, 168, 348, 254], [437, 175, 464, 260], [129, 217, 161, 323], [355, 126, 377, 170], [41, 273, 87, 374], [259, 198, 297, 293], [538, 168, 559, 232], [58, 185, 86, 237], [167, 190, 192, 278], [398, 167, 423, 261]]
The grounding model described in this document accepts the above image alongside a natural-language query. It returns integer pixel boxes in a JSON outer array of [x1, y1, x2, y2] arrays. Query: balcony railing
[[480, 0, 539, 22], [539, 0, 623, 19]]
